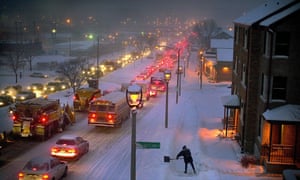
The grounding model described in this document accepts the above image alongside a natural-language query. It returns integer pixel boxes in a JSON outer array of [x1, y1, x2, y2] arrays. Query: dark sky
[[1, 0, 266, 28]]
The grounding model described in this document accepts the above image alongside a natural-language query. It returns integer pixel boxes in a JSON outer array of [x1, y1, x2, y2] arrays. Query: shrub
[[241, 155, 257, 168]]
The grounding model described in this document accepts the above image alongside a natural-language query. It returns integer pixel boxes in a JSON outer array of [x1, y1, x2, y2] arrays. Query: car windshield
[[56, 139, 76, 145], [24, 161, 49, 171]]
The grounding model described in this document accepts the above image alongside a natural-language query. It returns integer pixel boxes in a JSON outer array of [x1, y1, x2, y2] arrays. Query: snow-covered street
[[0, 42, 281, 180]]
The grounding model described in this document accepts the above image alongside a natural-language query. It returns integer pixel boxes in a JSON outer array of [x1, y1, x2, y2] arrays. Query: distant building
[[202, 38, 233, 82], [230, 0, 300, 173]]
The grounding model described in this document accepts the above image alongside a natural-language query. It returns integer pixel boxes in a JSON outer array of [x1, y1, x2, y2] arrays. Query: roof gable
[[260, 2, 300, 26], [234, 0, 295, 26]]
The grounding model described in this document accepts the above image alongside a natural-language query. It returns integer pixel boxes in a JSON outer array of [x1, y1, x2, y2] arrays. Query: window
[[271, 76, 287, 100], [243, 29, 248, 49], [275, 32, 289, 56], [260, 73, 268, 99], [234, 56, 238, 73], [242, 64, 246, 84], [235, 26, 239, 44]]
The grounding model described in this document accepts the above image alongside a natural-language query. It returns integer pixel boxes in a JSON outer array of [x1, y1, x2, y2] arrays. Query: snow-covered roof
[[221, 95, 240, 108], [205, 57, 217, 65], [217, 49, 233, 62], [260, 2, 300, 26], [263, 104, 300, 122], [234, 0, 295, 26], [211, 39, 233, 49]]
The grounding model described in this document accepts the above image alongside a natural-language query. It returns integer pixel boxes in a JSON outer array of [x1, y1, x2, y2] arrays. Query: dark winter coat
[[176, 148, 193, 163]]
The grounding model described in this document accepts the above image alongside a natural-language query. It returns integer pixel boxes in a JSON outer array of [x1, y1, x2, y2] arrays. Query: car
[[27, 83, 44, 91], [1, 85, 22, 99], [15, 91, 36, 102], [51, 135, 89, 160], [44, 81, 69, 93], [0, 95, 14, 107], [18, 156, 68, 180], [30, 72, 48, 78]]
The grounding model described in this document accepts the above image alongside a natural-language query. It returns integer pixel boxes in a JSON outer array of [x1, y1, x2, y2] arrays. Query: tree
[[191, 19, 222, 48], [134, 32, 158, 53], [57, 58, 87, 93], [5, 49, 24, 83]]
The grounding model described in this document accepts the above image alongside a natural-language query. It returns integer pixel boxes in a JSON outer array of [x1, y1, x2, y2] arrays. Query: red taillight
[[40, 115, 48, 123], [51, 147, 58, 153], [107, 114, 113, 120], [88, 113, 97, 123], [67, 148, 77, 153], [42, 174, 49, 179], [91, 113, 96, 118], [18, 172, 24, 179], [12, 115, 17, 121], [73, 94, 80, 101]]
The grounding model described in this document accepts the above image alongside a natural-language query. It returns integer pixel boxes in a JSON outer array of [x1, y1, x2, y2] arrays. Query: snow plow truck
[[10, 97, 74, 140]]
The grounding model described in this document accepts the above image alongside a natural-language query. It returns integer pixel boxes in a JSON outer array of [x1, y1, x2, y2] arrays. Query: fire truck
[[10, 98, 73, 140], [73, 87, 101, 111], [88, 91, 130, 127]]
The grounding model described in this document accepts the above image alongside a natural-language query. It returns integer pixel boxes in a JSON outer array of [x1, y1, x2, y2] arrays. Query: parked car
[[51, 135, 89, 160], [0, 95, 14, 107], [1, 85, 22, 99], [18, 156, 68, 180], [30, 72, 48, 78], [15, 91, 36, 102]]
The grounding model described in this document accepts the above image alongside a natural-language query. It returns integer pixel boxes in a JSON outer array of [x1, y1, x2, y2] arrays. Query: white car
[[51, 135, 89, 160], [18, 156, 68, 180]]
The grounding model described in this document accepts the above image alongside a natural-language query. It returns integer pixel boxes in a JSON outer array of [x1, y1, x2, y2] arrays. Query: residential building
[[231, 0, 300, 173], [202, 38, 233, 82]]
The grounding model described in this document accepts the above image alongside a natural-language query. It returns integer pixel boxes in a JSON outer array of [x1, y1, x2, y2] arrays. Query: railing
[[261, 144, 295, 164]]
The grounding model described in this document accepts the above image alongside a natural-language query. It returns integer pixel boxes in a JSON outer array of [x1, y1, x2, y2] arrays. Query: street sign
[[136, 141, 160, 149]]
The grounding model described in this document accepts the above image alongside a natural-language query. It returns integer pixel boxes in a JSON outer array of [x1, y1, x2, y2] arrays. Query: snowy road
[[0, 49, 281, 180]]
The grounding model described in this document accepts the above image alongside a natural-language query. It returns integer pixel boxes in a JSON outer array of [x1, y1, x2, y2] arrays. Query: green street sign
[[136, 141, 160, 149]]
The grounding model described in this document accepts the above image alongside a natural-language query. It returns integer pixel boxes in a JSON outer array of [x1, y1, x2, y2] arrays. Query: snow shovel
[[164, 155, 178, 163]]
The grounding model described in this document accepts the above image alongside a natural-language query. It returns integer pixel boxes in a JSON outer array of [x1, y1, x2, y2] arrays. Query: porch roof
[[221, 95, 240, 108], [263, 104, 300, 122]]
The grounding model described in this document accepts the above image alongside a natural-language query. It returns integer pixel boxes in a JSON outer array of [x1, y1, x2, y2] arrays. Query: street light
[[164, 70, 171, 128], [199, 50, 204, 89], [178, 65, 183, 96], [126, 84, 143, 180], [175, 48, 181, 104]]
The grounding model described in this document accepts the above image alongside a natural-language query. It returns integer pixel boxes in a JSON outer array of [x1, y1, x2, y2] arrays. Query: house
[[230, 0, 300, 173], [202, 38, 233, 82]]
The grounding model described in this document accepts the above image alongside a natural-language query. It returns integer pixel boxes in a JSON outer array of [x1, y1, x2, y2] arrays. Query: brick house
[[230, 0, 300, 173]]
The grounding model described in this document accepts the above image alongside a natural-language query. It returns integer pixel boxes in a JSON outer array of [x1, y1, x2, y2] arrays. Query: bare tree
[[134, 33, 158, 53], [58, 58, 87, 93], [192, 19, 222, 48], [5, 50, 24, 83]]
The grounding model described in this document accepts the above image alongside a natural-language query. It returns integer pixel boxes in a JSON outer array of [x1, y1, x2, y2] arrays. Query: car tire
[[62, 167, 68, 177]]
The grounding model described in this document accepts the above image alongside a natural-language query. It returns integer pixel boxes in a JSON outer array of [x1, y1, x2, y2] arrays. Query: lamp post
[[164, 70, 171, 128], [126, 84, 143, 180], [199, 50, 204, 89], [96, 35, 100, 80], [178, 65, 183, 96], [176, 49, 181, 104]]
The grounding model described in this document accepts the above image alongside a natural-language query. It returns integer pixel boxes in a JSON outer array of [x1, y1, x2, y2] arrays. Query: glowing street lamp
[[164, 70, 171, 128], [178, 65, 183, 96], [126, 84, 142, 180]]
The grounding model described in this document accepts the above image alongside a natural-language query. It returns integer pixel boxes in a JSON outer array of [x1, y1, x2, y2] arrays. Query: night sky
[[1, 0, 266, 28]]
